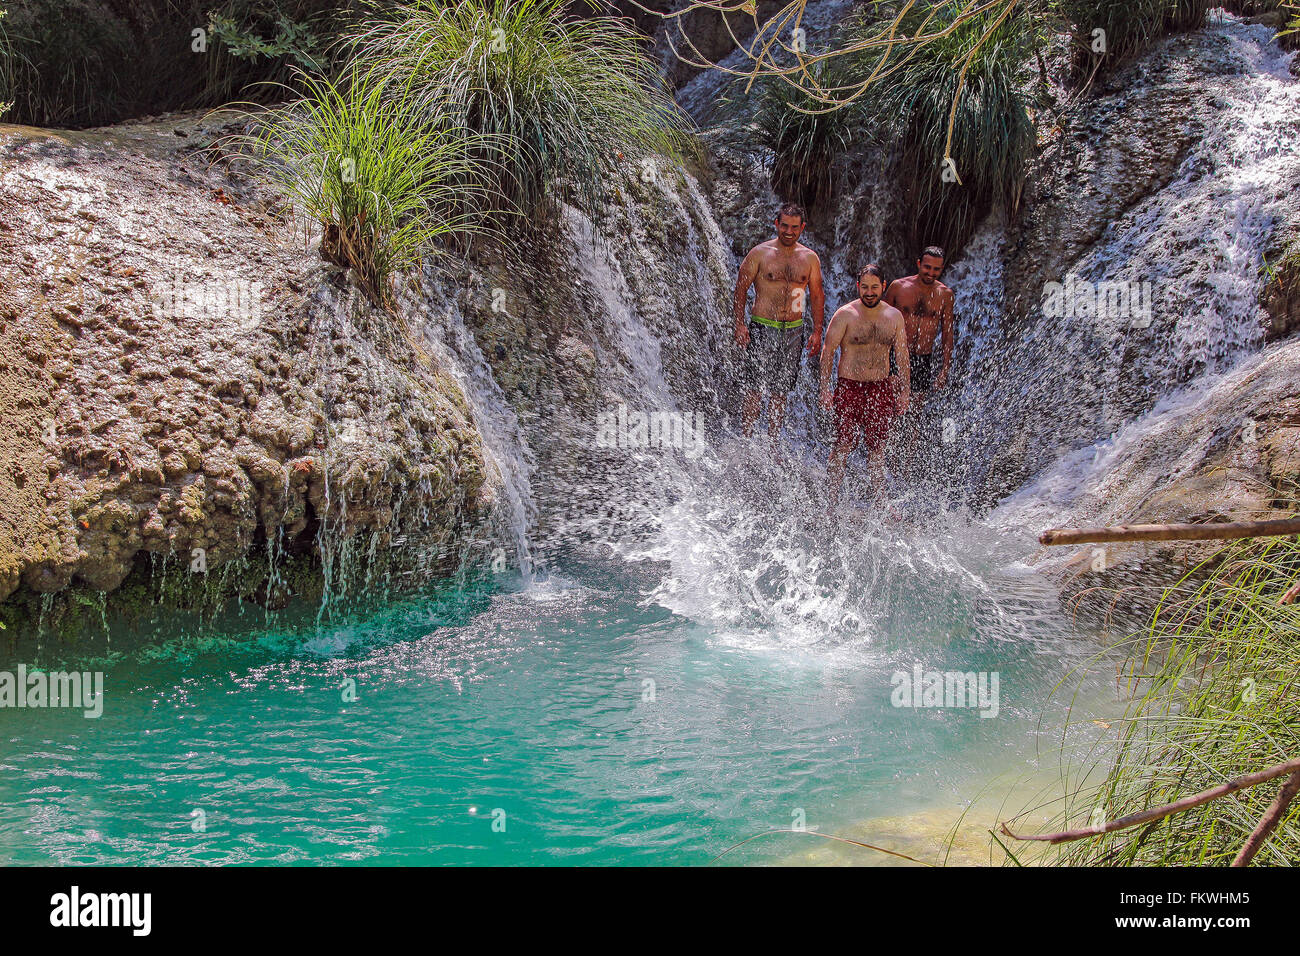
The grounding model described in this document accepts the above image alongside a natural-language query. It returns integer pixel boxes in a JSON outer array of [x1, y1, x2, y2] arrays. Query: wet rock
[[1015, 336, 1300, 621], [0, 113, 491, 625]]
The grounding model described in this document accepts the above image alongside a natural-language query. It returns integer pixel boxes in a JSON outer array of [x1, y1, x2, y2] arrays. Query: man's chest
[[759, 255, 810, 285]]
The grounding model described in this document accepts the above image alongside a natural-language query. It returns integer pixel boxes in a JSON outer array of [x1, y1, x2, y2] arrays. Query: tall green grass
[[1058, 0, 1211, 80], [850, 1, 1036, 259], [1031, 533, 1300, 866], [345, 0, 691, 225], [239, 68, 486, 309], [756, 62, 864, 211]]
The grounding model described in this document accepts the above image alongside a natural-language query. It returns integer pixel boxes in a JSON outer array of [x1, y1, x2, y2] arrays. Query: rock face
[[969, 23, 1300, 501], [0, 114, 490, 628], [615, 0, 790, 92], [435, 152, 736, 554], [994, 337, 1300, 621]]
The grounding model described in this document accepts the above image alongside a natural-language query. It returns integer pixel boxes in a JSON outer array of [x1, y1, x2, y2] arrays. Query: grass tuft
[[1059, 0, 1212, 82], [755, 62, 864, 212], [237, 67, 488, 309], [1027, 530, 1300, 866], [345, 0, 692, 226], [850, 0, 1036, 259]]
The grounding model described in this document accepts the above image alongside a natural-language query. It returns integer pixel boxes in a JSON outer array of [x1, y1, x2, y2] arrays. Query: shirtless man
[[820, 265, 909, 504], [883, 246, 954, 472], [883, 246, 954, 400], [733, 203, 825, 439]]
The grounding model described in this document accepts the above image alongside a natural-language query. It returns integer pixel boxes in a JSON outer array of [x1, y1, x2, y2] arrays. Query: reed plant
[[755, 62, 865, 211], [238, 67, 487, 309], [850, 0, 1035, 259], [1057, 0, 1212, 81], [1282, 2, 1300, 44], [0, 6, 14, 120]]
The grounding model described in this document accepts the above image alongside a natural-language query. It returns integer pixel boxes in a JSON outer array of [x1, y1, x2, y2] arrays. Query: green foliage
[[0, 1, 357, 129], [0, 6, 12, 120], [3, 0, 134, 128], [210, 11, 325, 68], [851, 1, 1036, 259], [1057, 0, 1211, 80], [756, 62, 864, 211], [201, 1, 357, 108], [1282, 1, 1300, 41], [1042, 533, 1300, 865], [347, 0, 691, 226], [239, 67, 487, 309]]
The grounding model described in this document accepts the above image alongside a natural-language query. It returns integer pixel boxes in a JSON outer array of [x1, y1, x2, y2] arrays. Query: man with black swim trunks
[[820, 265, 909, 505], [732, 203, 826, 439], [883, 246, 955, 466]]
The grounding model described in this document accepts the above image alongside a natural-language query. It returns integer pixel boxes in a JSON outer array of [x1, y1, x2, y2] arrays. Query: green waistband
[[752, 315, 803, 330]]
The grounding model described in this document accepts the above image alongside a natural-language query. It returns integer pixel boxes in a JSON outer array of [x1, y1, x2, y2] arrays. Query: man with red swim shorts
[[819, 264, 910, 505]]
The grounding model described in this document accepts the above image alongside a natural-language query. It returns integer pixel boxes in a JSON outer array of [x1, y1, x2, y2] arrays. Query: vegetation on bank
[[1057, 0, 1211, 80], [0, 7, 13, 120], [746, 0, 1296, 257], [1009, 533, 1300, 865], [0, 0, 360, 129], [857, 1, 1036, 263], [240, 66, 488, 307], [755, 61, 862, 213]]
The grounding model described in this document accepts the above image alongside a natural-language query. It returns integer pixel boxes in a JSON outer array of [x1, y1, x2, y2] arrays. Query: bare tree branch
[[999, 756, 1300, 851], [1232, 768, 1300, 866]]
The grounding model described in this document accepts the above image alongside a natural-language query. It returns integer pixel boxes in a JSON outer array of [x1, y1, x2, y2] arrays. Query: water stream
[[0, 13, 1293, 866]]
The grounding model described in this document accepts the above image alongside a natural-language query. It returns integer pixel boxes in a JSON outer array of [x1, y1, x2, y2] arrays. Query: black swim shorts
[[742, 319, 804, 395]]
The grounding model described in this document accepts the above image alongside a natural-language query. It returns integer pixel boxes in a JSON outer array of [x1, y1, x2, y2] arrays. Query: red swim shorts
[[832, 376, 894, 453]]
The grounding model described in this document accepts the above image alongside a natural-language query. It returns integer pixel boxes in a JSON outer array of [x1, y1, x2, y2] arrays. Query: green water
[[0, 548, 1114, 866]]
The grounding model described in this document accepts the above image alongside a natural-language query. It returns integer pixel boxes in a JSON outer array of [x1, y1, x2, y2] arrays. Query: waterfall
[[412, 275, 539, 578], [963, 17, 1300, 497], [319, 11, 1295, 630]]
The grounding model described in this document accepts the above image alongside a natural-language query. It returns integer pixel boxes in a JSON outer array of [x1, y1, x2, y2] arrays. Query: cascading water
[[6, 10, 1295, 868], [966, 17, 1300, 494], [412, 274, 539, 580]]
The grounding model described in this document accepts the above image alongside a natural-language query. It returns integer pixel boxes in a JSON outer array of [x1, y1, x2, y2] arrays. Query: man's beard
[[860, 294, 880, 307], [778, 235, 797, 246], [920, 274, 935, 284]]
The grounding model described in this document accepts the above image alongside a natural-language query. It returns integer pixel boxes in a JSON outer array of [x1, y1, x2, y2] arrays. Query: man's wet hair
[[858, 264, 885, 283], [920, 245, 946, 263], [776, 202, 807, 224]]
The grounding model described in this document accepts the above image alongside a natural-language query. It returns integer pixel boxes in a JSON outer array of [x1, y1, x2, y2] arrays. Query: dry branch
[[1000, 756, 1300, 852], [624, 0, 1021, 160], [1040, 517, 1300, 547], [1232, 768, 1300, 867]]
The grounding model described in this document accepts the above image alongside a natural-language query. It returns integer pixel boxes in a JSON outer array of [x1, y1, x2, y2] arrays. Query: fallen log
[[1040, 517, 1300, 547]]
